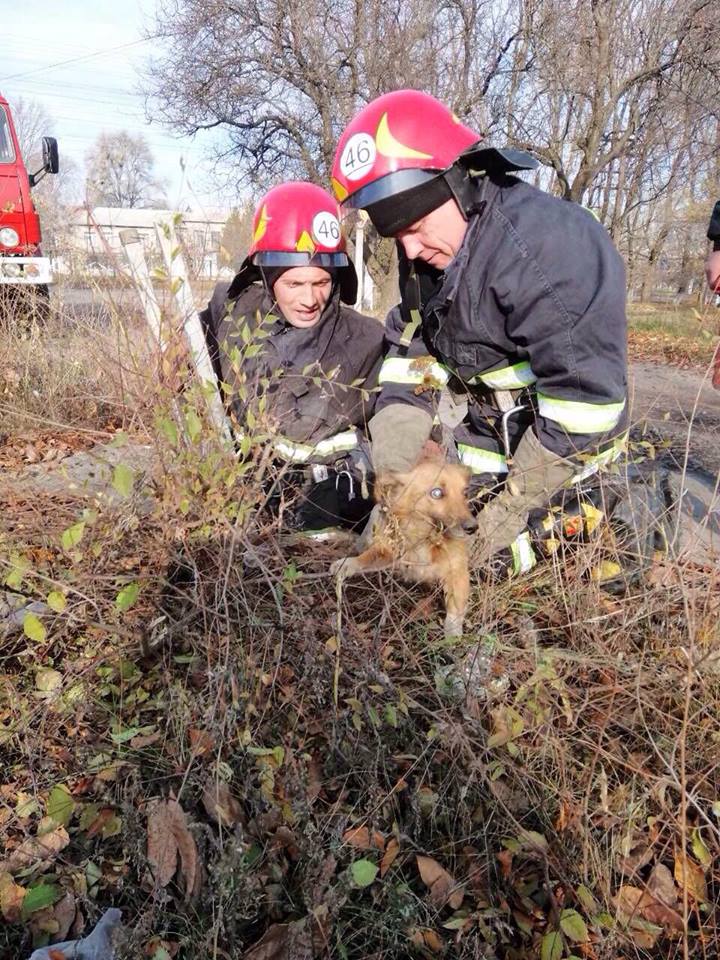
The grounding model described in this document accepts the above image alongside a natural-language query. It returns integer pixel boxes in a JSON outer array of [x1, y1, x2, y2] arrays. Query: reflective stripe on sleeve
[[510, 531, 537, 575], [537, 394, 626, 434], [273, 428, 359, 463], [378, 356, 450, 387], [457, 444, 508, 475], [469, 361, 537, 390]]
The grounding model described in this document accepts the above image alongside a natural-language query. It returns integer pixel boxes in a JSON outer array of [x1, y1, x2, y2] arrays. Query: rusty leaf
[[146, 800, 178, 888], [0, 821, 70, 874], [243, 918, 313, 960], [417, 854, 464, 909], [202, 782, 243, 828], [52, 890, 77, 942], [674, 854, 707, 904], [167, 799, 201, 899], [647, 863, 678, 907], [380, 838, 400, 877], [0, 872, 26, 922], [342, 826, 371, 849], [188, 727, 215, 757]]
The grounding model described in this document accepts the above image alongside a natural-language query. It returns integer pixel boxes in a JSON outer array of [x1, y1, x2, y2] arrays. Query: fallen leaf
[[21, 883, 61, 919], [541, 931, 563, 960], [202, 782, 243, 828], [188, 727, 214, 756], [416, 854, 464, 909], [380, 838, 400, 877], [614, 883, 683, 937], [343, 826, 371, 849], [167, 799, 201, 899], [0, 822, 70, 874], [559, 909, 589, 943], [46, 784, 74, 827], [243, 918, 313, 960], [52, 890, 76, 942], [419, 928, 444, 952], [0, 872, 26, 922], [647, 863, 678, 907], [146, 800, 178, 888], [674, 854, 707, 904], [351, 859, 378, 887], [497, 848, 513, 880]]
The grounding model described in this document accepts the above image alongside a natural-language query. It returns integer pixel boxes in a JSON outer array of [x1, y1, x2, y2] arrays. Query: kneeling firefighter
[[331, 90, 668, 581], [200, 182, 385, 538]]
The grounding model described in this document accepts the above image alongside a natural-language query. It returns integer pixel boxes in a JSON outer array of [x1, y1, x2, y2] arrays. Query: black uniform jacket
[[201, 280, 385, 464], [377, 173, 628, 478]]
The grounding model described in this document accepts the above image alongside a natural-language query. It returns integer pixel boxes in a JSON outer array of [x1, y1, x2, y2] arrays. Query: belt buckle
[[311, 464, 329, 483]]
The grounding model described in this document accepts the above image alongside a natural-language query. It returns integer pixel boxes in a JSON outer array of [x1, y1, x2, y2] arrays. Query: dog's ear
[[375, 471, 409, 503], [417, 439, 445, 463]]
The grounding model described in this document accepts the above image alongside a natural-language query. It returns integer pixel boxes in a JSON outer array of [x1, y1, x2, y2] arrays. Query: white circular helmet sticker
[[339, 133, 377, 182], [312, 211, 341, 248]]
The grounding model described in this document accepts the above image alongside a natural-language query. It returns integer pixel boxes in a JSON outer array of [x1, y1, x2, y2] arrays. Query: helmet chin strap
[[443, 164, 487, 219]]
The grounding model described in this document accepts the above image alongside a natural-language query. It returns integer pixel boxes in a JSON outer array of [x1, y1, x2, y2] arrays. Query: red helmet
[[331, 90, 481, 235], [247, 181, 357, 302]]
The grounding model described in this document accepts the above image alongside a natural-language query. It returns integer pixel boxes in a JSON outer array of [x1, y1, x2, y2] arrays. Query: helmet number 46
[[312, 211, 341, 248], [339, 133, 376, 181]]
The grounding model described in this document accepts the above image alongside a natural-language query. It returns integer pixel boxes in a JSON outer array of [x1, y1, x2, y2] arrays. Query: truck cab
[[0, 91, 59, 292]]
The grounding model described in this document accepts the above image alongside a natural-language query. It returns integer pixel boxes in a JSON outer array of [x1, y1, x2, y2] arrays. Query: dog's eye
[[429, 487, 444, 499]]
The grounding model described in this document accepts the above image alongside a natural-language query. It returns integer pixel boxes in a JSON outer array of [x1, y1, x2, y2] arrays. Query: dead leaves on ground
[[146, 797, 202, 900]]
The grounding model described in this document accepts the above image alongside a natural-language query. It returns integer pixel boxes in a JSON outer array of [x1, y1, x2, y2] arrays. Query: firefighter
[[707, 200, 720, 293], [330, 90, 630, 574], [201, 182, 384, 538]]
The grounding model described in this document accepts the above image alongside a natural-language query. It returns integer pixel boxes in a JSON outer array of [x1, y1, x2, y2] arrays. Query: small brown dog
[[331, 449, 477, 636]]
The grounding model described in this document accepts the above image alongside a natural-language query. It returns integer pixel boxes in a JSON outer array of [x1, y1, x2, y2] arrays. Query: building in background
[[64, 207, 231, 279]]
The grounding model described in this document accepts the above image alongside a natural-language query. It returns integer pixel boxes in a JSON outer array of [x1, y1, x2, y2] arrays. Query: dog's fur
[[331, 449, 477, 636]]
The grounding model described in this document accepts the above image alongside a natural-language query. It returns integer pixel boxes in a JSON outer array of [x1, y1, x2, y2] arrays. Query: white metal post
[[353, 211, 366, 311], [119, 228, 164, 347], [154, 219, 232, 441]]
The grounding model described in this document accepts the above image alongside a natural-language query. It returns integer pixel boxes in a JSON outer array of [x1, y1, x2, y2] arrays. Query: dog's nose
[[462, 518, 478, 534]]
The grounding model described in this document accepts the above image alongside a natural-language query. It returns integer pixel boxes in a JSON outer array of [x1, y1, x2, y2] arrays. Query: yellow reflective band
[[378, 356, 450, 386], [510, 531, 537, 575], [538, 394, 626, 434], [569, 433, 627, 483], [273, 429, 359, 463], [470, 361, 537, 390], [457, 444, 508, 475], [399, 308, 422, 346]]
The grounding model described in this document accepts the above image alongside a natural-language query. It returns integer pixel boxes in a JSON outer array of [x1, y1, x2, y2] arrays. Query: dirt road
[[629, 361, 720, 478]]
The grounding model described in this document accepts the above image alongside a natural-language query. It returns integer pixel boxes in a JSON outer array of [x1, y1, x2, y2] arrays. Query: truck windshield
[[0, 107, 16, 163]]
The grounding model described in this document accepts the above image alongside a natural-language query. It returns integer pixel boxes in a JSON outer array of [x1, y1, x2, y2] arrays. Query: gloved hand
[[369, 403, 433, 474], [471, 429, 577, 562]]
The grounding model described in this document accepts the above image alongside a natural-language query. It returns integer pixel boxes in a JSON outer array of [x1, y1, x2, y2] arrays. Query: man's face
[[272, 266, 333, 328], [395, 198, 468, 269]]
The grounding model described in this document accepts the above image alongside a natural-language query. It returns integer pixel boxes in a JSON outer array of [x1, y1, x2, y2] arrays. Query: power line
[[0, 38, 152, 82]]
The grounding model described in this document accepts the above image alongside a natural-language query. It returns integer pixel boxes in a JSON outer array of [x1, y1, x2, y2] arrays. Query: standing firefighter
[[331, 90, 640, 577], [201, 182, 384, 537]]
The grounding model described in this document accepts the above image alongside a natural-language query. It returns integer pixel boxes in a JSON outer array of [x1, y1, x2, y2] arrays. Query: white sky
[[1, 0, 226, 210]]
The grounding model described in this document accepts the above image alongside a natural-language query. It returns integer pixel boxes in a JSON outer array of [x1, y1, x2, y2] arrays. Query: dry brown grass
[[1, 293, 718, 959]]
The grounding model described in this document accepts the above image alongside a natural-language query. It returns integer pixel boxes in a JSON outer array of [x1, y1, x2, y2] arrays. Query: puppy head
[[376, 453, 477, 535]]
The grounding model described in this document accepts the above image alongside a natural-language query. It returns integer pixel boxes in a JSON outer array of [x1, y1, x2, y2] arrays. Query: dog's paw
[[330, 556, 360, 578], [444, 613, 465, 639]]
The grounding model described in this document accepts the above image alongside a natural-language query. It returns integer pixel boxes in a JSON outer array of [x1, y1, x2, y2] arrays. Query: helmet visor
[[253, 251, 349, 268], [344, 168, 440, 211]]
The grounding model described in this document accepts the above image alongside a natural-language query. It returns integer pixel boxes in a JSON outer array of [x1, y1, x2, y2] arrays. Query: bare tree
[[85, 131, 166, 208], [144, 0, 521, 188]]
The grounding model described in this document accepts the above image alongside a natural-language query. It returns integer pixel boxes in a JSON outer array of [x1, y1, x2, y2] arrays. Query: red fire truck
[[0, 91, 59, 307]]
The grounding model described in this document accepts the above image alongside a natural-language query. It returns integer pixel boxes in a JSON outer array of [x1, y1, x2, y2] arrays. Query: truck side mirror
[[29, 137, 59, 187], [42, 137, 59, 175]]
